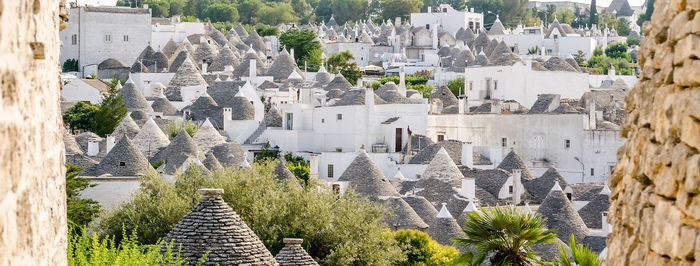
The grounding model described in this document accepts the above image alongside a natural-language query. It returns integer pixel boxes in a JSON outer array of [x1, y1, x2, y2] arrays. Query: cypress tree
[[589, 0, 598, 26]]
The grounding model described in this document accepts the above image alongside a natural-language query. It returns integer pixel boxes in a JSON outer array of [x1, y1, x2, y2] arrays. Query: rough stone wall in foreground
[[607, 0, 700, 264], [0, 0, 67, 265]]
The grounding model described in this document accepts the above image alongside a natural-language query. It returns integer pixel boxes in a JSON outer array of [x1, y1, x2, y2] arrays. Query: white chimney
[[461, 142, 474, 167], [512, 169, 522, 205], [458, 98, 465, 114], [461, 178, 475, 200], [249, 59, 257, 79], [398, 69, 407, 96], [201, 60, 208, 74], [428, 6, 432, 13], [602, 211, 611, 235], [290, 48, 295, 59], [106, 136, 115, 153], [309, 154, 319, 179], [588, 102, 597, 129], [87, 140, 99, 156], [432, 24, 439, 49]]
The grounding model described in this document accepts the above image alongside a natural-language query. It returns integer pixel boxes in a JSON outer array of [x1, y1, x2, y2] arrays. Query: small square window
[[335, 148, 342, 152], [104, 34, 112, 42], [328, 164, 334, 178], [565, 139, 571, 149], [437, 135, 445, 142], [119, 162, 126, 166], [469, 81, 473, 91], [508, 186, 513, 193], [123, 35, 129, 42], [337, 114, 342, 120], [494, 80, 498, 90], [590, 168, 595, 176], [501, 138, 507, 147], [321, 118, 325, 123], [71, 34, 77, 45]]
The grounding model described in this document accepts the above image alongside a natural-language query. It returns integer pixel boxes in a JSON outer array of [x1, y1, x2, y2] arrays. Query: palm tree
[[554, 235, 600, 266], [453, 206, 557, 265]]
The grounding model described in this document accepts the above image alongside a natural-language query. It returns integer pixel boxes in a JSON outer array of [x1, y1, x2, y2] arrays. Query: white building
[[151, 20, 207, 50], [325, 41, 372, 66], [60, 4, 152, 75], [61, 78, 111, 104], [410, 4, 484, 36]]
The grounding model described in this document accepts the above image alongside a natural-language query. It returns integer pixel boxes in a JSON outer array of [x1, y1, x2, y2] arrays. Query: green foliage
[[255, 141, 280, 161], [453, 206, 557, 265], [393, 229, 459, 265], [211, 21, 233, 34], [202, 2, 239, 23], [283, 152, 310, 185], [467, 0, 531, 28], [586, 55, 633, 75], [104, 75, 128, 89], [627, 38, 640, 47], [314, 0, 333, 23], [377, 75, 428, 86], [527, 46, 541, 55], [446, 78, 464, 97], [180, 15, 197, 22], [93, 86, 128, 137], [63, 102, 100, 133], [237, 0, 263, 24], [604, 42, 630, 61], [98, 161, 405, 265], [166, 118, 199, 138], [66, 164, 101, 227], [280, 29, 322, 70], [331, 0, 369, 25], [63, 59, 79, 72], [554, 235, 600, 266], [637, 0, 654, 26], [68, 225, 198, 265], [145, 0, 170, 17], [589, 0, 598, 25], [410, 84, 435, 98], [256, 26, 280, 37], [380, 0, 423, 21], [326, 51, 362, 85], [554, 8, 575, 24], [615, 18, 631, 36], [573, 50, 587, 66], [257, 2, 300, 25], [152, 160, 165, 169]]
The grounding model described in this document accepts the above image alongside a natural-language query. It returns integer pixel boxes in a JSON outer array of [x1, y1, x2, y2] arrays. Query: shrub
[[377, 75, 428, 86], [446, 78, 464, 97], [554, 235, 600, 266], [66, 164, 100, 227], [393, 229, 459, 265], [166, 118, 199, 138]]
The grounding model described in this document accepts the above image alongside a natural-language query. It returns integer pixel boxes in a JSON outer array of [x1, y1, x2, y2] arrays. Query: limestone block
[[669, 11, 691, 42], [684, 154, 700, 193], [674, 60, 700, 87], [673, 35, 700, 66]]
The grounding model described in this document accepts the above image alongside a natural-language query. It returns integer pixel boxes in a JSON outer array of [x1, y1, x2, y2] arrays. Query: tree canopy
[[467, 0, 530, 28], [66, 164, 100, 228], [380, 0, 423, 21], [326, 51, 362, 85], [279, 29, 323, 71]]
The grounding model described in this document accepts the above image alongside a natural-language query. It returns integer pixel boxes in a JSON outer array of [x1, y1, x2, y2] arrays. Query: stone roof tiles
[[274, 238, 318, 266], [380, 196, 429, 230], [497, 150, 534, 181], [111, 115, 140, 140], [338, 150, 400, 200], [273, 159, 301, 188], [537, 182, 589, 242], [120, 79, 154, 112], [193, 118, 226, 155], [90, 136, 154, 176], [524, 167, 569, 203]]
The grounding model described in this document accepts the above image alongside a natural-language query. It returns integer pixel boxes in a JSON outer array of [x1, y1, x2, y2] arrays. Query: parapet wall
[[607, 0, 700, 264]]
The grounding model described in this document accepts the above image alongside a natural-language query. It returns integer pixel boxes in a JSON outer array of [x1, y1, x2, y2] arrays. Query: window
[[119, 162, 125, 166], [285, 113, 293, 130], [123, 35, 129, 42], [328, 164, 334, 178], [437, 134, 445, 142], [565, 139, 571, 149], [321, 118, 325, 123], [71, 34, 77, 45], [590, 168, 595, 176], [508, 186, 513, 193], [566, 192, 572, 201], [442, 8, 447, 12], [501, 138, 507, 147], [425, 24, 430, 29], [553, 34, 558, 39], [469, 81, 473, 91], [336, 114, 342, 120], [104, 34, 111, 42], [494, 80, 498, 90], [335, 148, 342, 152]]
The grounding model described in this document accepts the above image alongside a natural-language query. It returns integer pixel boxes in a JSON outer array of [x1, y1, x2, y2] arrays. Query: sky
[[532, 0, 647, 7]]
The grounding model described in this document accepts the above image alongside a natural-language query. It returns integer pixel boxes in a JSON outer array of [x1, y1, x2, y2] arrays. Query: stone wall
[[0, 0, 67, 264], [607, 0, 700, 264]]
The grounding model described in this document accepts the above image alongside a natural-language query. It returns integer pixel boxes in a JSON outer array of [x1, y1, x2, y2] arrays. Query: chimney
[[461, 141, 474, 167], [395, 17, 401, 26], [290, 48, 295, 60], [461, 178, 476, 200], [458, 97, 465, 114], [398, 69, 407, 96], [428, 6, 432, 13], [588, 102, 597, 129], [432, 24, 439, 49], [106, 136, 115, 153], [282, 238, 304, 247], [87, 139, 99, 156], [201, 60, 208, 74], [512, 169, 522, 205], [309, 154, 319, 179], [198, 188, 224, 198], [249, 59, 257, 80], [602, 211, 611, 235]]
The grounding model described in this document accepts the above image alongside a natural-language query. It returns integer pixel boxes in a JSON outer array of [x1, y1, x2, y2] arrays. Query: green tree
[[637, 0, 654, 26], [326, 51, 362, 85], [169, 0, 185, 16], [589, 0, 598, 25], [314, 0, 333, 23], [554, 235, 600, 266], [291, 0, 313, 24], [257, 2, 300, 25], [393, 229, 459, 265], [145, 0, 170, 17], [453, 207, 557, 265], [63, 102, 100, 133], [627, 38, 640, 46], [66, 164, 101, 228], [280, 29, 323, 70], [202, 2, 239, 23], [446, 78, 465, 97], [466, 0, 531, 28], [331, 0, 368, 25], [237, 0, 263, 24], [555, 8, 575, 25], [604, 41, 630, 61], [63, 59, 79, 72], [166, 118, 199, 138], [99, 161, 405, 265], [256, 26, 280, 37], [573, 50, 587, 66], [93, 86, 127, 137], [615, 18, 631, 36], [380, 0, 423, 21]]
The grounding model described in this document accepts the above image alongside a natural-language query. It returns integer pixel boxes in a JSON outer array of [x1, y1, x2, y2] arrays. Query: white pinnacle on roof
[[240, 156, 251, 168], [226, 75, 233, 81], [524, 202, 534, 214], [600, 184, 611, 195], [246, 47, 256, 54], [462, 200, 479, 214], [115, 80, 123, 90], [288, 70, 302, 80], [436, 203, 453, 218], [478, 49, 486, 56], [551, 181, 563, 192], [234, 89, 245, 98], [126, 76, 136, 85], [215, 75, 221, 82], [318, 64, 327, 73], [393, 168, 406, 180]]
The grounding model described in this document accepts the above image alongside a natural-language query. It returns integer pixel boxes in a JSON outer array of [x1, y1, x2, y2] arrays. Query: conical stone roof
[[314, 66, 331, 86], [111, 115, 140, 139], [231, 93, 255, 120], [324, 73, 352, 91], [429, 86, 459, 113], [244, 30, 267, 54], [273, 159, 301, 188], [537, 182, 589, 242], [91, 136, 154, 176], [449, 49, 475, 72], [235, 24, 249, 38], [169, 48, 196, 73], [455, 27, 476, 42], [471, 32, 490, 52], [120, 79, 154, 112], [417, 147, 463, 187], [380, 197, 429, 230], [403, 195, 439, 226], [497, 150, 534, 181], [193, 118, 226, 155], [166, 57, 208, 101], [130, 60, 149, 73], [338, 150, 401, 200], [524, 167, 569, 202], [194, 40, 218, 65], [151, 93, 178, 116], [160, 129, 203, 174], [162, 188, 277, 265], [427, 203, 466, 246], [488, 41, 512, 61], [274, 238, 318, 266], [209, 45, 239, 72], [212, 141, 245, 168], [132, 118, 170, 159], [267, 49, 303, 82], [151, 50, 170, 72], [202, 151, 223, 172], [488, 18, 506, 35], [161, 38, 179, 59], [470, 50, 490, 66], [64, 131, 84, 155], [263, 105, 283, 127], [231, 50, 265, 79], [577, 189, 610, 229], [544, 57, 578, 72]]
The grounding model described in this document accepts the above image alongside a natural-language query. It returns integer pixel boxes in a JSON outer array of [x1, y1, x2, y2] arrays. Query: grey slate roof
[[111, 115, 140, 139], [98, 58, 127, 69], [166, 57, 208, 101], [193, 118, 226, 155], [470, 51, 490, 66], [235, 24, 249, 38], [473, 169, 510, 199], [379, 90, 412, 104], [208, 80, 246, 108], [408, 140, 462, 165], [402, 195, 439, 227], [267, 49, 303, 82], [157, 129, 203, 174], [231, 50, 266, 79], [162, 189, 278, 265], [455, 27, 476, 42], [497, 150, 535, 181], [75, 132, 101, 154], [151, 94, 178, 116], [211, 141, 245, 168], [64, 131, 84, 155], [330, 88, 387, 106], [338, 151, 401, 200], [274, 238, 318, 266], [202, 152, 223, 172], [314, 68, 332, 86], [488, 18, 506, 35], [130, 60, 149, 73], [161, 39, 179, 59], [537, 184, 589, 242], [565, 57, 582, 72], [528, 94, 559, 114], [484, 39, 499, 56], [326, 88, 343, 100], [120, 80, 154, 112], [606, 0, 634, 16], [524, 167, 569, 203], [151, 50, 170, 72], [403, 134, 435, 154], [194, 40, 218, 65], [324, 73, 353, 91], [429, 86, 459, 113], [132, 118, 170, 159], [531, 61, 548, 71], [231, 94, 255, 120], [544, 56, 578, 72], [264, 105, 283, 127], [185, 92, 223, 125], [89, 136, 154, 176], [577, 192, 610, 229], [426, 205, 466, 246], [168, 48, 195, 73], [573, 184, 605, 201], [417, 147, 464, 187], [273, 159, 301, 188], [582, 235, 607, 253], [489, 50, 522, 66], [209, 45, 239, 72], [244, 30, 267, 53], [532, 238, 570, 261], [448, 49, 475, 72], [380, 197, 429, 230]]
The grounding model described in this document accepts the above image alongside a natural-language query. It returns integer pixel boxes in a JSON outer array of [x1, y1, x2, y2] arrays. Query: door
[[395, 128, 403, 152]]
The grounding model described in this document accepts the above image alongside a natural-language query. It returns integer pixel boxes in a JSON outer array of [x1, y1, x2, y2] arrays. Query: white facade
[[60, 5, 152, 74], [61, 79, 108, 104], [324, 42, 372, 66], [151, 21, 207, 50], [463, 60, 590, 107], [426, 113, 625, 183], [410, 4, 484, 36]]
